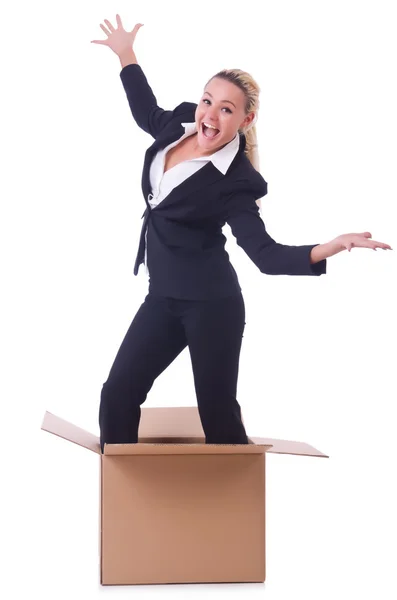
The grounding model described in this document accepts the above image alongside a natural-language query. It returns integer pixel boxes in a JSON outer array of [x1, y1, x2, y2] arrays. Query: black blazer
[[119, 64, 326, 300]]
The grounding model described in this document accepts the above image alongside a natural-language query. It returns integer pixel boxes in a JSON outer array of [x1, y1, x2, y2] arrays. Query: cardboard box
[[41, 406, 328, 585]]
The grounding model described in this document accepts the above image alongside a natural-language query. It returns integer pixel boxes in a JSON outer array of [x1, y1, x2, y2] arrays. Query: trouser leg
[[99, 294, 187, 451], [183, 293, 248, 444]]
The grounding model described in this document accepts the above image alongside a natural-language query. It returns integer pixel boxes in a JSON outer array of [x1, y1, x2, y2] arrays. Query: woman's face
[[194, 77, 255, 154]]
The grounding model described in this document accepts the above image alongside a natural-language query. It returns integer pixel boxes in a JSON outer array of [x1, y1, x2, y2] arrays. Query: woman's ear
[[248, 112, 256, 126], [241, 112, 256, 130]]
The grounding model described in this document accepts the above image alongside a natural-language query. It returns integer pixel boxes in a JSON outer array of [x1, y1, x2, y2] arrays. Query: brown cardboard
[[41, 411, 101, 454], [41, 406, 328, 585]]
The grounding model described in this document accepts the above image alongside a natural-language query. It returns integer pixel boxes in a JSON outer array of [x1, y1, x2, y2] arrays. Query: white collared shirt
[[144, 122, 240, 274]]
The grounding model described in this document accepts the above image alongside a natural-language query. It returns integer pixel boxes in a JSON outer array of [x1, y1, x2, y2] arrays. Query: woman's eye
[[202, 99, 232, 113]]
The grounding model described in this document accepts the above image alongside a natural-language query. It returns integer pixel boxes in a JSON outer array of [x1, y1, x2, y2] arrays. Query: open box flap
[[41, 407, 327, 457], [138, 406, 205, 438], [41, 411, 101, 454], [249, 436, 328, 458]]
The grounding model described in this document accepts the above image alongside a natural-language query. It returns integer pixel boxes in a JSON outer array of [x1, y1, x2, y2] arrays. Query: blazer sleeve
[[225, 194, 327, 276], [119, 64, 196, 138]]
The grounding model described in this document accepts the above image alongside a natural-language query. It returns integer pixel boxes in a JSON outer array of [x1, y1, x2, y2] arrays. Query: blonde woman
[[91, 16, 392, 452]]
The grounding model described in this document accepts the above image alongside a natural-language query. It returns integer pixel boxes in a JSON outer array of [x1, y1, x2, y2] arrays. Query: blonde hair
[[206, 69, 262, 208]]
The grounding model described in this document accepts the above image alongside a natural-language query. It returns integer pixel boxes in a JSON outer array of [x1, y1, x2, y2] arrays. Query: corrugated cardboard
[[41, 406, 328, 585]]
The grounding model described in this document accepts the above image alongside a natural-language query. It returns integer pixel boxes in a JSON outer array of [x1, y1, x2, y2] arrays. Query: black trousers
[[99, 292, 248, 451]]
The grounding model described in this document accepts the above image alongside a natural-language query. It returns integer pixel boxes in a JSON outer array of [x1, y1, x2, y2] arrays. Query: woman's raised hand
[[91, 15, 144, 56]]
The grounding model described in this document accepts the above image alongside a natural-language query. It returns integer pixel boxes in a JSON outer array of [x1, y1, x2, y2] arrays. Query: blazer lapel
[[141, 125, 185, 204]]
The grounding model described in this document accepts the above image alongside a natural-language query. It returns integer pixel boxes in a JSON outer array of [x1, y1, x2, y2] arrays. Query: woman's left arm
[[225, 197, 326, 276], [225, 197, 392, 276]]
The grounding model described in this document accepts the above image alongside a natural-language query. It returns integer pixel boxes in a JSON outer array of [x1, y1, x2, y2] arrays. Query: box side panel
[[99, 458, 103, 585], [101, 454, 266, 585], [264, 452, 266, 582]]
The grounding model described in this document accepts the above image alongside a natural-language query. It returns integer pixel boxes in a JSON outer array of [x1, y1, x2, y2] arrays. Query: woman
[[91, 16, 392, 451]]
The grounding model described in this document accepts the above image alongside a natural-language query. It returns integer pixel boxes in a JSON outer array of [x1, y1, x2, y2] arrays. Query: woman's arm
[[225, 196, 327, 276], [119, 63, 178, 138], [226, 197, 392, 274], [92, 17, 191, 138], [119, 48, 138, 68], [119, 61, 197, 139], [310, 241, 342, 263]]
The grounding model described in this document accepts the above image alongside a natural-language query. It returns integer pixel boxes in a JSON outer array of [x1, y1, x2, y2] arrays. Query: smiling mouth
[[201, 122, 220, 139]]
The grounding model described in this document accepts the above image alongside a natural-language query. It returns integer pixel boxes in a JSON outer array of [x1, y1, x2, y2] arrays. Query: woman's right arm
[[118, 57, 179, 139], [119, 48, 138, 68], [92, 16, 185, 138]]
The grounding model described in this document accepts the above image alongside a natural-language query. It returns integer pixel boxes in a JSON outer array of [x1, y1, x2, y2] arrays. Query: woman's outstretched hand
[[91, 14, 144, 57], [310, 231, 392, 264], [335, 231, 392, 252]]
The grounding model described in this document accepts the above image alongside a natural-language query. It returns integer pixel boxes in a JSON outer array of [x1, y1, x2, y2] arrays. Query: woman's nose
[[205, 112, 218, 124]]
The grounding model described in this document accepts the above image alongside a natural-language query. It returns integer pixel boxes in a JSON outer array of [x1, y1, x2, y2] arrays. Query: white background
[[1, 1, 396, 599]]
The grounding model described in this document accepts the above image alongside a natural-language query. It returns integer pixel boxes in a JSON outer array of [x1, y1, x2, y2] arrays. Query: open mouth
[[201, 122, 220, 139]]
